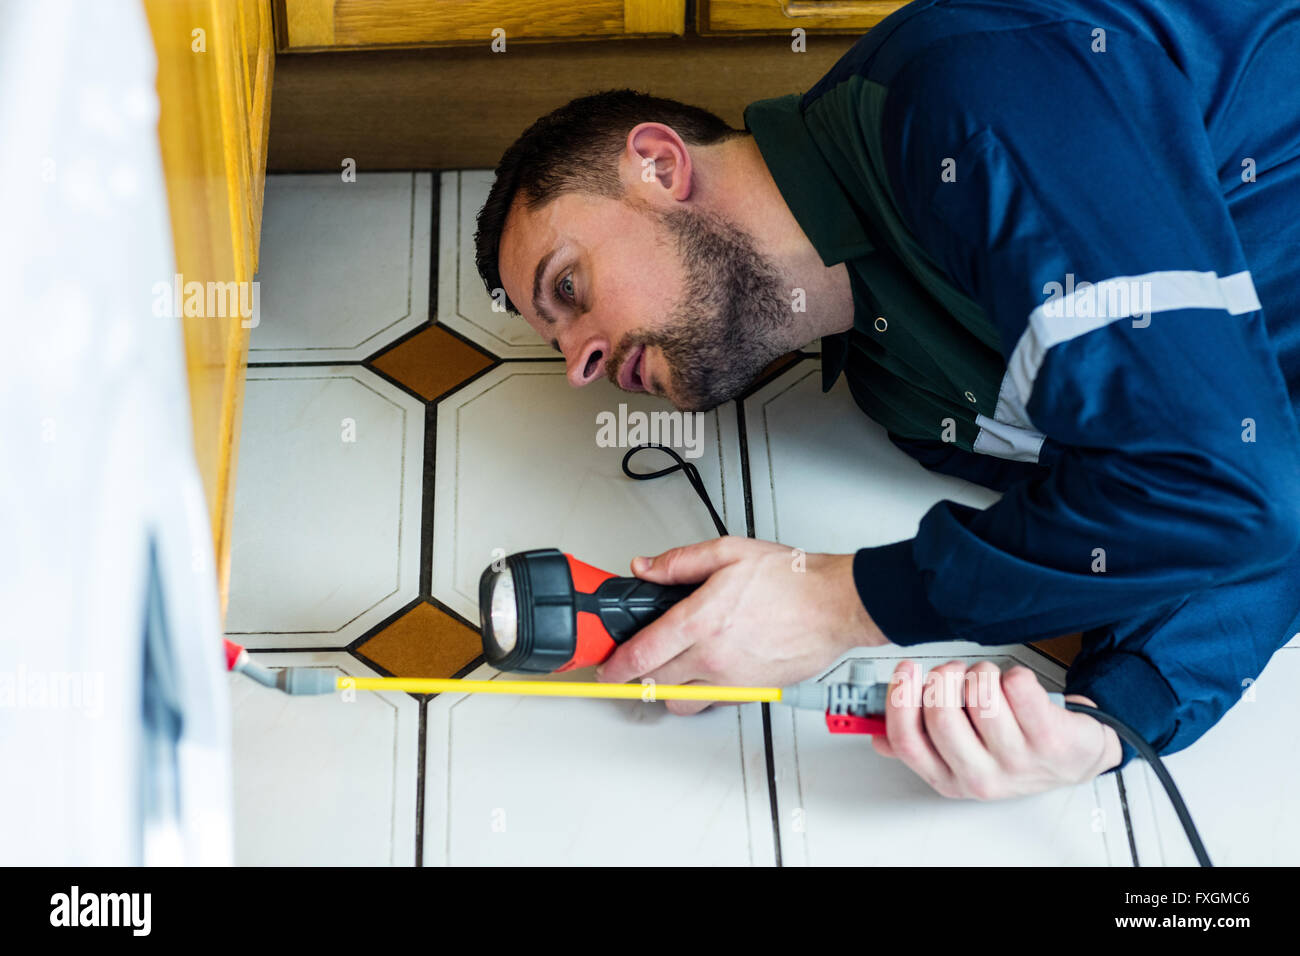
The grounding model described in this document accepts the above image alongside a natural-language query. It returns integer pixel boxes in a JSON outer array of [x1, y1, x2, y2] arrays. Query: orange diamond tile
[[356, 601, 482, 678], [1030, 632, 1083, 667], [370, 324, 493, 401]]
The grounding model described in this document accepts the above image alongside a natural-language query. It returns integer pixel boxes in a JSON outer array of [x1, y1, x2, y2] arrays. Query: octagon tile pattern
[[223, 170, 1297, 866]]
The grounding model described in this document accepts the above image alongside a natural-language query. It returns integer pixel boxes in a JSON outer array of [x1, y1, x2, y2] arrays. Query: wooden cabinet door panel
[[698, 0, 906, 35], [237, 0, 274, 268], [276, 0, 685, 51]]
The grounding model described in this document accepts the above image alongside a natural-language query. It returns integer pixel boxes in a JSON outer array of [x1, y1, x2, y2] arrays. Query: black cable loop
[[620, 443, 729, 537]]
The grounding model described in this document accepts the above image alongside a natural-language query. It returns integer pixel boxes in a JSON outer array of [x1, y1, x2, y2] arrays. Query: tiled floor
[[225, 170, 1300, 865]]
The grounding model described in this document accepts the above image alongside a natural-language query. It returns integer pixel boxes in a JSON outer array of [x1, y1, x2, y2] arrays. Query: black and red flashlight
[[478, 548, 696, 673]]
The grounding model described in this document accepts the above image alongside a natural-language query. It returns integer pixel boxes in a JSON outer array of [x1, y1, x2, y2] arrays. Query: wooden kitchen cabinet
[[237, 0, 276, 258], [697, 0, 906, 35], [273, 0, 685, 51], [145, 0, 274, 614]]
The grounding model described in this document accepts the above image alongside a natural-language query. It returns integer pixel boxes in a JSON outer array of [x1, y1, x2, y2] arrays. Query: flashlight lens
[[488, 571, 518, 655]]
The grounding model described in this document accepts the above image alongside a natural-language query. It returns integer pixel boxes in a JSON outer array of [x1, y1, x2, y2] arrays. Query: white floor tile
[[225, 366, 424, 647], [437, 170, 551, 357], [743, 360, 1000, 552], [1121, 647, 1300, 866], [252, 172, 432, 361], [230, 652, 419, 866], [422, 663, 774, 865], [431, 363, 743, 623], [744, 359, 1130, 865]]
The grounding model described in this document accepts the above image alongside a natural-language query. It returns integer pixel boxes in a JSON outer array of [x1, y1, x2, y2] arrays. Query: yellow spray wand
[[229, 641, 877, 715], [337, 675, 782, 703], [228, 641, 792, 704]]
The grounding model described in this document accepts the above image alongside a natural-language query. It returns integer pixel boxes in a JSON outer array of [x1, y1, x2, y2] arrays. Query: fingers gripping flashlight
[[479, 549, 696, 673]]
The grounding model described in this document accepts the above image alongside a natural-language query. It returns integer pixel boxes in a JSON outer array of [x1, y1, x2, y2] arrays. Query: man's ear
[[625, 122, 693, 201]]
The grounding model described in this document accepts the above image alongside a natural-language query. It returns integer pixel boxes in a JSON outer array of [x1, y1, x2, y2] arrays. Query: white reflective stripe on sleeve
[[973, 371, 1045, 462], [972, 412, 1046, 462], [990, 269, 1261, 443]]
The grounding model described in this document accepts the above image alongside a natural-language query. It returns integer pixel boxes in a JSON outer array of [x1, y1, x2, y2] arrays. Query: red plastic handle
[[825, 711, 888, 736], [557, 553, 618, 673]]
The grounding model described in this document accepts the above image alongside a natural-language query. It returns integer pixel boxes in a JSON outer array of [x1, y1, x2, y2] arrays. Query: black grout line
[[247, 359, 365, 368], [427, 358, 502, 406], [427, 593, 480, 633], [415, 698, 428, 868], [736, 395, 780, 867], [429, 319, 501, 363], [761, 703, 782, 868], [428, 171, 442, 336], [1021, 641, 1073, 669], [345, 595, 426, 653], [1116, 767, 1141, 867], [419, 177, 441, 605], [735, 397, 757, 547], [420, 401, 436, 600], [364, 318, 436, 363], [244, 645, 362, 654], [449, 654, 486, 679], [364, 359, 435, 404], [346, 645, 399, 681]]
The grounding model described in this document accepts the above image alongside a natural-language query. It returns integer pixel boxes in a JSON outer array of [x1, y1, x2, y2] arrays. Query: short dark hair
[[473, 89, 744, 314]]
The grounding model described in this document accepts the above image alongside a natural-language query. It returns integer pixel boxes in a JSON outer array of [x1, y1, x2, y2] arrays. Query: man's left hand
[[873, 659, 1123, 798]]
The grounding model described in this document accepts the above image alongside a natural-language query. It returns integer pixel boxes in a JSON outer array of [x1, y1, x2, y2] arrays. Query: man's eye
[[558, 275, 575, 301]]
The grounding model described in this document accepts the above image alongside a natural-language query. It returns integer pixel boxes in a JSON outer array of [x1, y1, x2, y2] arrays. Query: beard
[[607, 204, 794, 413]]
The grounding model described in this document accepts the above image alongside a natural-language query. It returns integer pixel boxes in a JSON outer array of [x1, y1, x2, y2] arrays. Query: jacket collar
[[744, 94, 873, 391]]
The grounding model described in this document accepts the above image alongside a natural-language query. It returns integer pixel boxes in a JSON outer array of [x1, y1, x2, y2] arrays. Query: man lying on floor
[[472, 0, 1300, 798]]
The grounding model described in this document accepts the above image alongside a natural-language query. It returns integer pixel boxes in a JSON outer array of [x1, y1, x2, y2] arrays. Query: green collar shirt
[[743, 92, 1015, 458]]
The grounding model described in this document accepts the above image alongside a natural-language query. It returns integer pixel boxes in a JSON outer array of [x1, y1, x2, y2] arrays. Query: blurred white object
[[0, 0, 232, 864]]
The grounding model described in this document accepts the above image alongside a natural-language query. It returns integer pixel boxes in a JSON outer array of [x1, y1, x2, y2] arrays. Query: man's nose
[[565, 335, 610, 387]]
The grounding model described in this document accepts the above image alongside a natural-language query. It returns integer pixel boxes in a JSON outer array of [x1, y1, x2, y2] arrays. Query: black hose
[[1065, 701, 1211, 866]]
